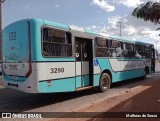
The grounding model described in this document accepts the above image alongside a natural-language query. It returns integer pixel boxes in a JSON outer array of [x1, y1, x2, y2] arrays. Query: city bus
[[2, 19, 155, 93]]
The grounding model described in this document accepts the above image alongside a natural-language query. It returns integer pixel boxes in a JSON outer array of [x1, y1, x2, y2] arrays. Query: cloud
[[69, 25, 85, 32], [92, 0, 115, 12], [152, 0, 160, 2], [25, 5, 30, 9], [124, 25, 138, 35], [54, 4, 60, 8], [24, 4, 38, 12], [92, 0, 144, 11], [106, 15, 159, 44], [86, 14, 160, 50], [142, 29, 160, 41], [117, 0, 144, 8], [107, 15, 128, 29], [142, 29, 160, 51], [106, 15, 158, 41]]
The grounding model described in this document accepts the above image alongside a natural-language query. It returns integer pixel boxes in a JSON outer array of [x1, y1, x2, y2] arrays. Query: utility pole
[[0, 0, 5, 61], [118, 21, 123, 37]]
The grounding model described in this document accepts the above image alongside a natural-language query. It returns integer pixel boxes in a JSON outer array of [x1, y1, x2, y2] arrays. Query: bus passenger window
[[95, 38, 109, 57], [42, 28, 72, 57], [135, 45, 145, 58], [110, 40, 122, 57], [123, 42, 134, 57]]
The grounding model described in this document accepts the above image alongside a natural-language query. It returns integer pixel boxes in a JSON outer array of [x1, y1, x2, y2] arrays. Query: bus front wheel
[[98, 73, 111, 92]]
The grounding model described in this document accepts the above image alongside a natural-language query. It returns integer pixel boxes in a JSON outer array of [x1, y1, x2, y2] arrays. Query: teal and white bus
[[2, 19, 155, 93]]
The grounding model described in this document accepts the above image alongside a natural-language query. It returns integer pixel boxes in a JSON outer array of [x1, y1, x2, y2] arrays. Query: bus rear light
[[47, 80, 51, 83], [47, 80, 52, 86]]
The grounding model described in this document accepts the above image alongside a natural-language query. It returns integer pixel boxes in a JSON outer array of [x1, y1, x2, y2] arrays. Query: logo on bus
[[9, 32, 16, 41], [94, 59, 99, 66]]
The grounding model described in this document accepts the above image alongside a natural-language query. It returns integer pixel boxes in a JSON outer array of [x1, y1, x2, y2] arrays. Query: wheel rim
[[102, 76, 109, 90]]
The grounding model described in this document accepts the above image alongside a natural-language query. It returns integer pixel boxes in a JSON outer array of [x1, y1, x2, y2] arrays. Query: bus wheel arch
[[98, 69, 112, 92]]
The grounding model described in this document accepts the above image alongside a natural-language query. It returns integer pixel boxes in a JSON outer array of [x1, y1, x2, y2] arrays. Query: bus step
[[76, 86, 94, 92]]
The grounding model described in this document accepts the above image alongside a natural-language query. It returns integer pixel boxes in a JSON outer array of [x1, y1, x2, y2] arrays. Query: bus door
[[75, 37, 93, 89], [151, 48, 155, 73]]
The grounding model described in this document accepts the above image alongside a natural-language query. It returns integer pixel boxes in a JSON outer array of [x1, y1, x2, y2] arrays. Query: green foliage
[[132, 1, 160, 25]]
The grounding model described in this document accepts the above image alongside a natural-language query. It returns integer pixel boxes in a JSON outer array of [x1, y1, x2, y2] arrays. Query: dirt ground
[[51, 79, 160, 121]]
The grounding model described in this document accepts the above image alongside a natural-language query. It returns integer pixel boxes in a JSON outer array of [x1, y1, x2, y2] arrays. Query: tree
[[132, 1, 160, 26]]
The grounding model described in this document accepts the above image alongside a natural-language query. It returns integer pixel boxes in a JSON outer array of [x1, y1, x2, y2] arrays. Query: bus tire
[[98, 73, 111, 92], [142, 69, 147, 80]]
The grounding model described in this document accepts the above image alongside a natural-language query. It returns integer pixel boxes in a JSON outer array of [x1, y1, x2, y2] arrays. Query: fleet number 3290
[[50, 68, 64, 73]]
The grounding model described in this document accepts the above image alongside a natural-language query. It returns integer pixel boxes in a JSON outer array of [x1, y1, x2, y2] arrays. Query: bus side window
[[95, 37, 109, 57], [135, 44, 144, 58], [42, 28, 72, 57], [43, 28, 50, 41], [110, 40, 122, 57], [43, 44, 48, 56], [124, 42, 134, 57]]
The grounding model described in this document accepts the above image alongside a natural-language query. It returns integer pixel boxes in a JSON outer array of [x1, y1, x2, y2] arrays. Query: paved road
[[0, 63, 159, 114]]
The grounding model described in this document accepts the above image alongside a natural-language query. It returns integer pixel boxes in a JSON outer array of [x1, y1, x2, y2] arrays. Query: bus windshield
[[2, 21, 31, 78], [3, 22, 29, 63]]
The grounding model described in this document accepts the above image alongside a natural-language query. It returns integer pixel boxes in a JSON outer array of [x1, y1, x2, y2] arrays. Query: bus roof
[[109, 35, 153, 46], [4, 18, 153, 46]]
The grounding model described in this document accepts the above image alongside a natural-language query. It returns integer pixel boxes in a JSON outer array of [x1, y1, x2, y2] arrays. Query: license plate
[[8, 83, 18, 87], [9, 65, 18, 70]]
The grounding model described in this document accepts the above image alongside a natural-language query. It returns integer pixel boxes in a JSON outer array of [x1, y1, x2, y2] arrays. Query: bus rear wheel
[[98, 73, 111, 92]]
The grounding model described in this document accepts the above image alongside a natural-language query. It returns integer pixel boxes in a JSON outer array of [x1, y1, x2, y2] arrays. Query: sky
[[2, 0, 160, 51]]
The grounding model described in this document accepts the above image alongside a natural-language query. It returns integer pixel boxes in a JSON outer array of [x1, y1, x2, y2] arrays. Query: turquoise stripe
[[97, 58, 145, 83], [117, 58, 145, 61], [109, 35, 152, 45], [4, 75, 27, 82], [43, 20, 69, 30], [83, 75, 89, 87], [76, 76, 81, 88], [34, 57, 75, 62], [112, 69, 144, 83], [93, 74, 101, 86], [109, 35, 134, 43], [38, 77, 75, 93], [85, 29, 99, 35], [76, 75, 90, 88]]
